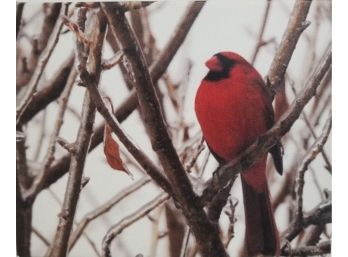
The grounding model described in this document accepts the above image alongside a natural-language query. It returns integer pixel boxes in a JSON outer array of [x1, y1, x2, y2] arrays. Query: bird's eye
[[215, 54, 236, 69]]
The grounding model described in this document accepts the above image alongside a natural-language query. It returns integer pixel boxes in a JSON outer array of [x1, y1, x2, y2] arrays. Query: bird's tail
[[241, 175, 279, 257]]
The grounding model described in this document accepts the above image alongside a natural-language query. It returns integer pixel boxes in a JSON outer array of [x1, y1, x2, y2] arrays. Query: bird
[[195, 51, 283, 256]]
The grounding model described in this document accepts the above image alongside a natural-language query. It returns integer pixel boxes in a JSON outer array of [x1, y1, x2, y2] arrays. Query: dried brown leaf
[[103, 97, 133, 178]]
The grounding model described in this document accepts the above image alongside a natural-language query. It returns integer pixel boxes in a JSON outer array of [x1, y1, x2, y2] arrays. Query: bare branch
[[32, 226, 50, 247], [295, 112, 332, 224], [24, 66, 77, 202], [267, 0, 312, 96], [223, 198, 238, 248], [17, 135, 31, 189], [101, 3, 228, 257], [119, 1, 155, 12], [282, 241, 330, 256], [102, 50, 125, 70], [17, 139, 32, 257], [290, 79, 332, 173], [303, 225, 325, 246], [282, 200, 331, 243], [149, 1, 206, 82], [179, 227, 191, 257], [46, 9, 106, 257], [185, 137, 205, 173], [36, 1, 206, 192], [102, 193, 170, 257], [17, 3, 62, 89], [83, 84, 175, 198], [68, 177, 151, 251], [302, 112, 332, 172], [18, 53, 75, 126], [16, 3, 25, 38], [17, 4, 69, 124], [250, 0, 272, 64]]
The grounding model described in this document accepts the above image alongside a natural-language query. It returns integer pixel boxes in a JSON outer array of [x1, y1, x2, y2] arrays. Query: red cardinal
[[195, 52, 283, 256]]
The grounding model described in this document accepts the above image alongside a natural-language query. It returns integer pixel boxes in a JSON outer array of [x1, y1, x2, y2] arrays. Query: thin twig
[[148, 206, 165, 257], [290, 81, 332, 173], [201, 49, 331, 204], [102, 193, 170, 257], [102, 50, 125, 70], [83, 85, 175, 198], [311, 68, 331, 115], [223, 198, 238, 248], [32, 226, 50, 247], [18, 52, 75, 126], [179, 227, 191, 257], [281, 240, 331, 256], [16, 3, 25, 38], [267, 0, 312, 96], [185, 137, 205, 172], [282, 200, 331, 243], [68, 177, 151, 251], [116, 1, 155, 12], [24, 66, 77, 202], [101, 3, 228, 257], [295, 113, 331, 225], [17, 134, 31, 189], [250, 0, 272, 64], [17, 3, 62, 89], [46, 9, 106, 257], [38, 1, 206, 193], [16, 4, 68, 124], [47, 189, 101, 257], [302, 112, 332, 172]]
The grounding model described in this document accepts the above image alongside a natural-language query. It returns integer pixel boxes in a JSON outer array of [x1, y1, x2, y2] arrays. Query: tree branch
[[36, 1, 206, 192], [17, 143, 32, 257], [281, 240, 330, 256], [102, 193, 170, 257], [83, 84, 175, 198], [16, 3, 25, 38], [16, 4, 68, 125], [18, 52, 75, 126], [101, 3, 228, 257], [17, 3, 62, 89], [295, 112, 331, 225], [267, 0, 312, 96], [68, 177, 151, 251], [250, 0, 272, 64], [32, 226, 50, 247], [115, 1, 155, 12], [46, 8, 106, 257], [282, 200, 331, 243], [23, 66, 77, 202]]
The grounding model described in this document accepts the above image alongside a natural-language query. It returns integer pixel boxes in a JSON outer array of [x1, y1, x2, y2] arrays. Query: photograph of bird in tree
[[16, 1, 331, 257]]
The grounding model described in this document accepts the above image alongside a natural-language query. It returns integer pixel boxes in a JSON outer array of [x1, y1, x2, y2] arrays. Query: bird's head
[[204, 51, 249, 81]]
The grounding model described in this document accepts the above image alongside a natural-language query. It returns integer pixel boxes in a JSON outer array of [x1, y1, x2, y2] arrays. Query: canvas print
[[16, 1, 331, 257]]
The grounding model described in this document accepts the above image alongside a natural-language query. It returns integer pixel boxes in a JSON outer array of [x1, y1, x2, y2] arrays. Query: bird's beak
[[205, 56, 223, 72]]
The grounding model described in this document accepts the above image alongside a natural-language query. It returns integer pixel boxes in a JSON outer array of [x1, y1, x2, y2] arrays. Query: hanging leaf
[[103, 97, 133, 179]]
